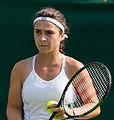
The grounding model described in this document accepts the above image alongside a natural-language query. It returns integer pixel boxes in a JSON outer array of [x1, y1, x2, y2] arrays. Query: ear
[[60, 33, 65, 41]]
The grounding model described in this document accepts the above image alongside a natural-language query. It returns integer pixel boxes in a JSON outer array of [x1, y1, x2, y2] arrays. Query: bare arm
[[74, 69, 101, 119], [73, 104, 100, 119], [51, 57, 100, 119], [6, 62, 23, 120]]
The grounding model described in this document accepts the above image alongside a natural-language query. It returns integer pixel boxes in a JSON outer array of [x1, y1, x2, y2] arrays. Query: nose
[[41, 37, 47, 42]]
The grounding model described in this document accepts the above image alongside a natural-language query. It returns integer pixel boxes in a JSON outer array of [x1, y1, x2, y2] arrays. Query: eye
[[34, 29, 41, 34], [36, 29, 41, 34], [46, 30, 54, 35]]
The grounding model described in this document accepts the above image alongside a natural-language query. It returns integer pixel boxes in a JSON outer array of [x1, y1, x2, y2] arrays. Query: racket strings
[[87, 65, 109, 101], [73, 70, 96, 104], [63, 64, 109, 116], [87, 67, 103, 101], [72, 72, 90, 106]]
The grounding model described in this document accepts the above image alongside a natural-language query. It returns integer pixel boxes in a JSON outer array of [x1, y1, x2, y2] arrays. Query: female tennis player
[[6, 7, 100, 120]]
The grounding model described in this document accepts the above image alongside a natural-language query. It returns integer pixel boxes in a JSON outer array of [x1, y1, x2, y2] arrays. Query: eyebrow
[[34, 28, 55, 32], [34, 28, 53, 31], [34, 28, 40, 30]]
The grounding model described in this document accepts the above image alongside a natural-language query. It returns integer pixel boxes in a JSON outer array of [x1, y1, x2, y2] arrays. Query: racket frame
[[49, 62, 112, 120]]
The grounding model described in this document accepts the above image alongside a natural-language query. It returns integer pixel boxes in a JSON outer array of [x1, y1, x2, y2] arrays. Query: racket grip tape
[[49, 111, 57, 120]]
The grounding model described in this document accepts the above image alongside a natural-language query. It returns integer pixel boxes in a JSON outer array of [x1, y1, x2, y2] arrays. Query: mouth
[[40, 45, 48, 47]]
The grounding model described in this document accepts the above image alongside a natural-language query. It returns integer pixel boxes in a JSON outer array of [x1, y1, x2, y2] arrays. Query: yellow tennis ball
[[53, 118, 61, 120], [46, 100, 58, 113]]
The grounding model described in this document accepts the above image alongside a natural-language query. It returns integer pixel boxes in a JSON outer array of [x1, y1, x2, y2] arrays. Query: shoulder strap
[[62, 54, 66, 70], [30, 55, 36, 71]]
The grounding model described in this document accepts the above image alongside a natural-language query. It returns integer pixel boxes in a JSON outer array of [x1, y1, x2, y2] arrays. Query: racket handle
[[49, 112, 57, 120], [49, 97, 62, 120]]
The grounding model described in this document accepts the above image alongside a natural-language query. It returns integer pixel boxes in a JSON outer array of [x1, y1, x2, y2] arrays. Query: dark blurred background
[[0, 0, 113, 119]]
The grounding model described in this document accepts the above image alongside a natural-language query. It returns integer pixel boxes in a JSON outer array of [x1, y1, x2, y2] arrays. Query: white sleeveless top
[[22, 54, 73, 120]]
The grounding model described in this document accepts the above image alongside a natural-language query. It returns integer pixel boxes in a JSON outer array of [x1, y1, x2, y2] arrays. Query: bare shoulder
[[65, 56, 84, 79], [11, 57, 33, 84], [12, 57, 32, 74], [65, 56, 84, 69]]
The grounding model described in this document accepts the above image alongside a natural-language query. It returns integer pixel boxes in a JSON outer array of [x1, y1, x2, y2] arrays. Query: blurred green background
[[0, 0, 113, 120]]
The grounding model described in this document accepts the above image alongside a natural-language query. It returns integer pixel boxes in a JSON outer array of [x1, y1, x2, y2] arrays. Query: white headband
[[33, 17, 65, 32], [33, 17, 68, 39]]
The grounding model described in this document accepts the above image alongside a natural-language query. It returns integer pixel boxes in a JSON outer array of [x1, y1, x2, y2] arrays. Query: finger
[[52, 107, 63, 112], [48, 104, 57, 109], [55, 112, 67, 119]]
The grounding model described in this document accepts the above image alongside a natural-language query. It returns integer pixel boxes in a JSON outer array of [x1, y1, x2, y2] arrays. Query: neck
[[37, 51, 62, 65]]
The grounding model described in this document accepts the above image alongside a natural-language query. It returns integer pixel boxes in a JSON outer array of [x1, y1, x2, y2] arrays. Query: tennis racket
[[49, 62, 112, 120]]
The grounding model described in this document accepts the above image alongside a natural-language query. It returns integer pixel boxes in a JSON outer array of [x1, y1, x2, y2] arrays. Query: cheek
[[52, 33, 61, 42], [51, 37, 61, 48], [34, 33, 39, 40], [34, 40, 39, 49]]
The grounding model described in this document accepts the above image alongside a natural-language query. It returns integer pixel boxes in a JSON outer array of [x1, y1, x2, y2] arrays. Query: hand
[[48, 104, 73, 119]]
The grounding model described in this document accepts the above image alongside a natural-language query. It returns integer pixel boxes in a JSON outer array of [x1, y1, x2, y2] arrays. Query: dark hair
[[33, 7, 69, 54]]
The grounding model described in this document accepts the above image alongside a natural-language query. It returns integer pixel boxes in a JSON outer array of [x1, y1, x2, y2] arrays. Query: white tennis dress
[[22, 54, 72, 120]]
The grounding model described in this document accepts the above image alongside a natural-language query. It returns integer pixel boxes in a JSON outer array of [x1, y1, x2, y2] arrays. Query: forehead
[[34, 21, 60, 31]]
